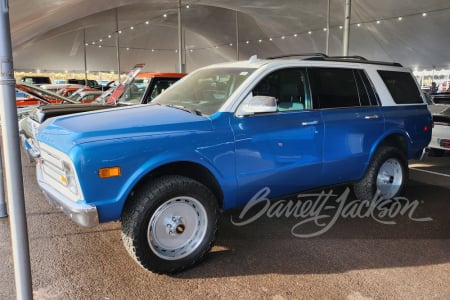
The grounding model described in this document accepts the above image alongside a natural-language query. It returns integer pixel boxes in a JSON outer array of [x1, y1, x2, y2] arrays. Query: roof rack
[[304, 56, 403, 67], [327, 55, 368, 61], [266, 53, 403, 67], [266, 53, 328, 59]]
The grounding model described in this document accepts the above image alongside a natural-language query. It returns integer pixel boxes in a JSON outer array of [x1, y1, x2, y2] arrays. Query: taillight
[[423, 124, 431, 132]]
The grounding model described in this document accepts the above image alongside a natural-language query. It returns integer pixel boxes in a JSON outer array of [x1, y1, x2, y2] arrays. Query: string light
[[84, 6, 449, 57]]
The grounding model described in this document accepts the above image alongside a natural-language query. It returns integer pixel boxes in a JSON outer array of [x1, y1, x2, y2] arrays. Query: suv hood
[[37, 104, 211, 152]]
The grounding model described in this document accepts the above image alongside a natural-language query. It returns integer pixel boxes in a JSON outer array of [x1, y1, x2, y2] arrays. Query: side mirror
[[236, 95, 277, 117]]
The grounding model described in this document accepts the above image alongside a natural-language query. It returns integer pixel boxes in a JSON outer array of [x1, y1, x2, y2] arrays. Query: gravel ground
[[0, 152, 449, 299]]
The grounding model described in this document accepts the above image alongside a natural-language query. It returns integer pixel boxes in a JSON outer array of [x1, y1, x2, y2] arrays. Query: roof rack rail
[[265, 53, 402, 67], [266, 53, 328, 59], [304, 56, 403, 67], [328, 55, 368, 61]]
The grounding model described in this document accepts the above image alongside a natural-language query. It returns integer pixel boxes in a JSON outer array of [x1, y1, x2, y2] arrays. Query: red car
[[16, 83, 76, 107]]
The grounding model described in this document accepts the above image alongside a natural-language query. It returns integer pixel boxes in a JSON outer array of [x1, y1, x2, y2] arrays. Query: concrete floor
[[1, 152, 449, 299]]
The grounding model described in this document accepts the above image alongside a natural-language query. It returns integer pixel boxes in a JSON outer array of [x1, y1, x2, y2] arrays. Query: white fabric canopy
[[9, 0, 450, 73]]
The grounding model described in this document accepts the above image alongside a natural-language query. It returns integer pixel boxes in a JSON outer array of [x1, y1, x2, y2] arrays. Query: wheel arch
[[362, 131, 410, 178], [374, 132, 409, 156], [123, 161, 224, 214]]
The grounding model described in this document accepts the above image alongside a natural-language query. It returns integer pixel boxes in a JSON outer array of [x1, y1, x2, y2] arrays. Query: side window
[[308, 68, 361, 109], [150, 79, 179, 100], [377, 70, 423, 104], [252, 68, 310, 112]]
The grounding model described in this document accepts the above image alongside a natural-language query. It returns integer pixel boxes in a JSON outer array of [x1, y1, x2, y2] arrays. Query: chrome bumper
[[419, 147, 430, 160], [20, 133, 40, 161], [36, 164, 99, 227]]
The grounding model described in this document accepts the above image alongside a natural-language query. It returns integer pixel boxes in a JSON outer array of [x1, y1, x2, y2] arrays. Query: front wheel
[[121, 175, 218, 274], [354, 146, 408, 201]]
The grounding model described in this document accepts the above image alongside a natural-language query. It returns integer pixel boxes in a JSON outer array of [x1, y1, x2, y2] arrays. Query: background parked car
[[19, 76, 51, 86], [428, 105, 450, 156], [67, 78, 101, 89], [40, 83, 85, 94], [57, 86, 96, 97], [430, 92, 450, 105], [16, 82, 76, 107], [68, 89, 103, 103]]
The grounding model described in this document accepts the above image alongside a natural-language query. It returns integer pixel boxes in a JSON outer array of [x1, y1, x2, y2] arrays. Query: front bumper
[[20, 133, 41, 161], [36, 163, 99, 227]]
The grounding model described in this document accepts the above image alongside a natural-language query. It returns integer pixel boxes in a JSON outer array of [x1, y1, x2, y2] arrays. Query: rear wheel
[[121, 175, 218, 274], [354, 146, 408, 201]]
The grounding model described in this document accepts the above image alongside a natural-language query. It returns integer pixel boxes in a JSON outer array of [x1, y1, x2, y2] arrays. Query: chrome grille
[[40, 146, 65, 185]]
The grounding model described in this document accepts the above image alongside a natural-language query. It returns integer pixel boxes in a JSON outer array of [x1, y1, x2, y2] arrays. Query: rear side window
[[308, 68, 361, 109], [377, 70, 423, 104]]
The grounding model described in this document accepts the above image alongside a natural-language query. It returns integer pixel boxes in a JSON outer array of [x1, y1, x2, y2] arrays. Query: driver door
[[230, 68, 324, 205]]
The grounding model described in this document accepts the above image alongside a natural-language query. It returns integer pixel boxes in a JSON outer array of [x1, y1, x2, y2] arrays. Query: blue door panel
[[231, 110, 323, 205], [382, 105, 432, 159], [320, 107, 385, 184]]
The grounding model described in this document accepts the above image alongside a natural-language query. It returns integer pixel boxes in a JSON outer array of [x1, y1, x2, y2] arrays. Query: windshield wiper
[[165, 104, 203, 116]]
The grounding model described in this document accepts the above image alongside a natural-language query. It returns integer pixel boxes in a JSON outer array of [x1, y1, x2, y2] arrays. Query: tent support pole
[[0, 0, 33, 298], [115, 8, 121, 83], [343, 0, 351, 56]]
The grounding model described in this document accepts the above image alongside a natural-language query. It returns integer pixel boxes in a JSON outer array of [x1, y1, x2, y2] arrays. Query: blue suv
[[35, 55, 432, 273]]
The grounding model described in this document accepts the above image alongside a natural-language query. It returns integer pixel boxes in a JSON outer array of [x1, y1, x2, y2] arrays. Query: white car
[[429, 105, 450, 156]]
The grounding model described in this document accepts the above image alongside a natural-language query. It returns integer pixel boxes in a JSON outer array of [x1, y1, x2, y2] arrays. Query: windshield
[[69, 93, 82, 102], [118, 78, 151, 104], [153, 68, 254, 115]]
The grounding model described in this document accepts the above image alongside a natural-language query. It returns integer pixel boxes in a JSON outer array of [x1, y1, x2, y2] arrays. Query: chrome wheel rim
[[376, 158, 403, 199], [148, 196, 207, 260]]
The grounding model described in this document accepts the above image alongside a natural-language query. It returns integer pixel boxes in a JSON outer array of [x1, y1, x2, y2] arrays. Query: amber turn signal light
[[98, 167, 121, 178]]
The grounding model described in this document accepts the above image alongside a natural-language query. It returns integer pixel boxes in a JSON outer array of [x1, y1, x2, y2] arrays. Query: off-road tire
[[353, 146, 408, 201], [121, 175, 218, 274]]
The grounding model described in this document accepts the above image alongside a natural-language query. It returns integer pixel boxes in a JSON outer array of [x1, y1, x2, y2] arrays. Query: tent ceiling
[[9, 0, 450, 73]]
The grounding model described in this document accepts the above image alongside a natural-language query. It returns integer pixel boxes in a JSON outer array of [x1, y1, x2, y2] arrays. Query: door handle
[[364, 115, 379, 119], [301, 120, 319, 126]]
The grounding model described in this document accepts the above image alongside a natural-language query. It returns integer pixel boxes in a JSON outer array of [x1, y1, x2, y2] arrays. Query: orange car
[[16, 83, 75, 107], [57, 86, 98, 98], [107, 72, 186, 104]]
